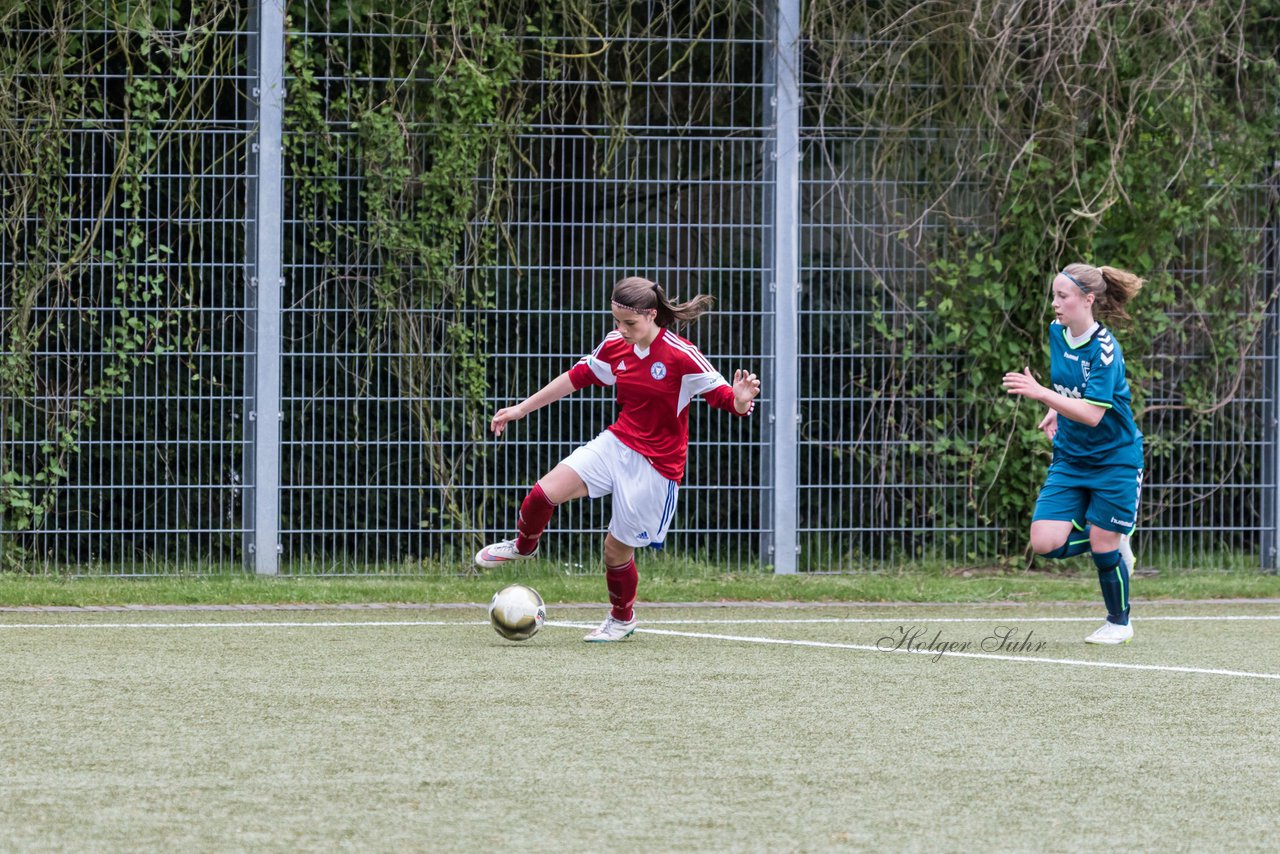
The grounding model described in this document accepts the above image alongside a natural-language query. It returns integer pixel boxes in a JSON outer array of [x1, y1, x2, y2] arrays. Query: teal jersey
[[1046, 322, 1143, 467]]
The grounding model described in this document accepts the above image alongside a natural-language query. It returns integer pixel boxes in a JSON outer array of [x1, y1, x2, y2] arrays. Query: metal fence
[[2, 1, 1276, 575], [1, 2, 254, 573], [270, 2, 778, 574]]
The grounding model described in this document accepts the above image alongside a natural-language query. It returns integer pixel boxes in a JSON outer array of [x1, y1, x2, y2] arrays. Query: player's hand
[[1002, 367, 1045, 401], [733, 369, 761, 413], [490, 403, 527, 437], [1038, 408, 1058, 442]]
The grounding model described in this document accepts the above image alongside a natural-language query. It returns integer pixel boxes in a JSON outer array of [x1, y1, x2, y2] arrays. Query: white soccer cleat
[[1119, 533, 1136, 575], [583, 614, 638, 642], [474, 538, 538, 568], [1085, 621, 1134, 645]]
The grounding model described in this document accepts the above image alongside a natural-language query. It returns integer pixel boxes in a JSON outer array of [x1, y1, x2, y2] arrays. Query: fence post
[[245, 0, 285, 575], [765, 0, 801, 573], [1265, 160, 1280, 573]]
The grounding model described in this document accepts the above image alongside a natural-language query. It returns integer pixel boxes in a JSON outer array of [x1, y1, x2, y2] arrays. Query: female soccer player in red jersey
[[476, 276, 761, 641]]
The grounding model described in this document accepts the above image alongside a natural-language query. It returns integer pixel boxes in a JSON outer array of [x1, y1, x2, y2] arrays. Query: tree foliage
[[803, 0, 1280, 564]]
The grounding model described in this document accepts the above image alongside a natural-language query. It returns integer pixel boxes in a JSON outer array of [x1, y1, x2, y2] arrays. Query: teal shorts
[[1032, 460, 1143, 535]]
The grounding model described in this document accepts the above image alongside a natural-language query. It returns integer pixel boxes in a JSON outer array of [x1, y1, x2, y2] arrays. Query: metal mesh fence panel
[[1142, 217, 1277, 569], [1, 3, 252, 574], [796, 135, 994, 570], [276, 3, 771, 573], [795, 32, 1279, 572], [2, 2, 1277, 575], [482, 9, 772, 573]]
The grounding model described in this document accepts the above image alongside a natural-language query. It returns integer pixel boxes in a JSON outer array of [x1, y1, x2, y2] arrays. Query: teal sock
[[1092, 548, 1129, 625]]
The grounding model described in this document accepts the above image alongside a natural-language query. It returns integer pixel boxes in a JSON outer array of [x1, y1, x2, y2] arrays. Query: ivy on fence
[[1, 0, 1277, 571]]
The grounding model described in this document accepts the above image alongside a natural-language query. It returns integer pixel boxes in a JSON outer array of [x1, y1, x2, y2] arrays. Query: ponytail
[[611, 276, 715, 328], [1098, 266, 1144, 318], [1061, 263, 1145, 324]]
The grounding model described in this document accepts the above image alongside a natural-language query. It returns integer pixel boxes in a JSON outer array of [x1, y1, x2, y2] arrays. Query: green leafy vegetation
[[808, 2, 1280, 564], [2, 1, 1277, 573]]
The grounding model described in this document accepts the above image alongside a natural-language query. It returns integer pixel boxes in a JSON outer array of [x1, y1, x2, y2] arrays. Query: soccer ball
[[488, 584, 546, 641]]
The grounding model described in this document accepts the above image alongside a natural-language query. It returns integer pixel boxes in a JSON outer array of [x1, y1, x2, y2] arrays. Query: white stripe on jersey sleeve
[[664, 333, 717, 373], [576, 331, 622, 386], [664, 332, 727, 414], [678, 371, 728, 415]]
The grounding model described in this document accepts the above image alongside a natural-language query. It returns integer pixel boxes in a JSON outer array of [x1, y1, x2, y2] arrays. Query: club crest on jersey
[[650, 362, 667, 380]]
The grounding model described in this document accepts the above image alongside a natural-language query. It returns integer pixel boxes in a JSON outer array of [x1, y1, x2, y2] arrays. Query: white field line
[[3, 616, 1278, 680], [3, 614, 1279, 630], [621, 626, 1280, 681]]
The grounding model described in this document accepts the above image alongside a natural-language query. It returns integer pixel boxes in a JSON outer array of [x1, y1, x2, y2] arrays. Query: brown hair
[[1061, 263, 1145, 324], [610, 276, 715, 328]]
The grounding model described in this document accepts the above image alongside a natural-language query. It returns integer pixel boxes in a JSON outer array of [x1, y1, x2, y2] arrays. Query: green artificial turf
[[2, 603, 1277, 851]]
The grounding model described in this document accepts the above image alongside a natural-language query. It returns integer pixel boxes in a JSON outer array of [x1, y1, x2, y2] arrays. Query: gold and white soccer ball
[[488, 584, 546, 641]]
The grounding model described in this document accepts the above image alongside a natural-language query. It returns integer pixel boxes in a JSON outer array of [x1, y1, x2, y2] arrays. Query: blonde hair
[[1061, 263, 1145, 324], [611, 276, 715, 328]]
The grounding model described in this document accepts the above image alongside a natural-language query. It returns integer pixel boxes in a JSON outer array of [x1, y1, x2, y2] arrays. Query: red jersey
[[567, 327, 752, 482]]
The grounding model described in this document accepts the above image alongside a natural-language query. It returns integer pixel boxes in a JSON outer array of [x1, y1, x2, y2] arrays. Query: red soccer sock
[[606, 557, 638, 622], [514, 482, 556, 555]]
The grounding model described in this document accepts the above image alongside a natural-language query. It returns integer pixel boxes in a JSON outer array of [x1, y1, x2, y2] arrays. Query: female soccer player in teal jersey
[[1003, 263, 1145, 644]]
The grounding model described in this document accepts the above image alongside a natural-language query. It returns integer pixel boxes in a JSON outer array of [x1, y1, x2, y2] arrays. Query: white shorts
[[560, 430, 679, 549]]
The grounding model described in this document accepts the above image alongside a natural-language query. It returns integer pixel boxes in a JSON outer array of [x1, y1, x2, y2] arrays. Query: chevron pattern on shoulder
[[1098, 330, 1116, 364]]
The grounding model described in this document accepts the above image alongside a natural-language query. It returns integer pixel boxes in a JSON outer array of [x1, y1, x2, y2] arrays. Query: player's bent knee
[[603, 534, 634, 567], [1030, 532, 1067, 556], [538, 464, 589, 504], [1033, 540, 1069, 558], [1090, 529, 1122, 553], [1029, 519, 1078, 557]]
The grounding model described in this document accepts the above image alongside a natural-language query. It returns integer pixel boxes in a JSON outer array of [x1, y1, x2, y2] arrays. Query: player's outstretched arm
[[732, 369, 761, 414], [490, 371, 578, 437]]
